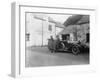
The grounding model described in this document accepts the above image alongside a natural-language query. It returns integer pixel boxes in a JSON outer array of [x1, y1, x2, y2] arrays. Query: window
[[48, 24, 52, 31], [26, 33, 30, 41]]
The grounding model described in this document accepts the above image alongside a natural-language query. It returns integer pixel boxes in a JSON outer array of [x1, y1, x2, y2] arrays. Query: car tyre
[[72, 45, 80, 55]]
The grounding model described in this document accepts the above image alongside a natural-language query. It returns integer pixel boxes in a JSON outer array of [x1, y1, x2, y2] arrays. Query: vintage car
[[48, 39, 89, 55]]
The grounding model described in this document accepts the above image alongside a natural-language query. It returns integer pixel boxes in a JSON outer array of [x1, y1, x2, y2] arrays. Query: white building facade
[[26, 13, 62, 47]]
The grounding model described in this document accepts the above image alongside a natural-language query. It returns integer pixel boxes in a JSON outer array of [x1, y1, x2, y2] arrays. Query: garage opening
[[86, 33, 89, 43]]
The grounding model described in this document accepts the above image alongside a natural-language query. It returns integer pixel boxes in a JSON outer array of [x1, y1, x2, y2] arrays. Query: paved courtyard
[[25, 46, 89, 67]]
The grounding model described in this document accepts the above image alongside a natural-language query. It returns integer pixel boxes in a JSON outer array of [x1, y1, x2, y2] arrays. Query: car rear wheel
[[72, 45, 80, 55]]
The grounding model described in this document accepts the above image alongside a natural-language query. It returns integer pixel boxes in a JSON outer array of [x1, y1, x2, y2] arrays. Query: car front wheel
[[72, 45, 80, 55]]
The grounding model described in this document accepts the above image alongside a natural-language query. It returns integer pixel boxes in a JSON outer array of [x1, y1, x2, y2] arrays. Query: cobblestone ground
[[25, 46, 89, 67]]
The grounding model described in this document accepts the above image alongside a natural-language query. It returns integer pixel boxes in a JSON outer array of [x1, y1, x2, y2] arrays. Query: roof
[[76, 15, 89, 24], [48, 17, 56, 23], [55, 22, 65, 28], [63, 15, 89, 27], [57, 23, 89, 35], [58, 25, 78, 35]]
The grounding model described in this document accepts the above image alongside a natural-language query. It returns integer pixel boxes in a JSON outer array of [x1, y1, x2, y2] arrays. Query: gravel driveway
[[25, 46, 89, 67]]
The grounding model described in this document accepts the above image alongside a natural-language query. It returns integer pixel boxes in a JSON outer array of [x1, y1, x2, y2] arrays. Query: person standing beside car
[[48, 36, 55, 53]]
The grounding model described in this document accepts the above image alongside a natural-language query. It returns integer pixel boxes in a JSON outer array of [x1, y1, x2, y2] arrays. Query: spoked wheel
[[72, 45, 80, 55]]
